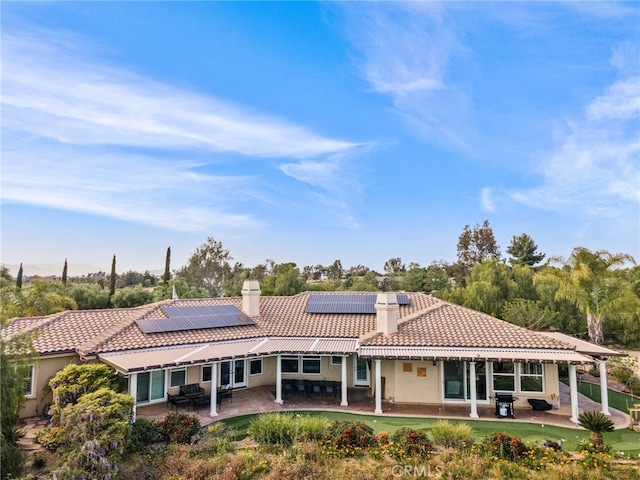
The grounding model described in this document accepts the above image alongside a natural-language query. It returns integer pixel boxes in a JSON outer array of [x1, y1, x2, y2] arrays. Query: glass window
[[24, 365, 35, 397], [492, 362, 515, 391], [520, 363, 544, 392], [331, 356, 343, 365], [150, 370, 165, 400], [302, 356, 321, 374], [281, 356, 299, 373], [202, 365, 212, 383], [250, 359, 263, 375], [170, 368, 186, 388]]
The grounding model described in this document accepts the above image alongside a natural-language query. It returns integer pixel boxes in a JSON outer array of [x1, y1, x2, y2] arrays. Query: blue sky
[[2, 2, 639, 276]]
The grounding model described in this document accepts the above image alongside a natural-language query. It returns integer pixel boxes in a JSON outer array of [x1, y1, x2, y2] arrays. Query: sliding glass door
[[443, 361, 487, 402]]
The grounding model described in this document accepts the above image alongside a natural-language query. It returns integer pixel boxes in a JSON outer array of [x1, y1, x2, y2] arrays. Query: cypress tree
[[163, 247, 171, 283], [109, 255, 116, 298], [16, 263, 23, 289], [62, 258, 68, 285]]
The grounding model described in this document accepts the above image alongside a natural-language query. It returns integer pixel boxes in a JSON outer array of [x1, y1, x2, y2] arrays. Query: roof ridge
[[76, 302, 165, 357]]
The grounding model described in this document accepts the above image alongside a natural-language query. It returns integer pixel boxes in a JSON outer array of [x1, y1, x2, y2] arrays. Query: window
[[136, 370, 165, 403], [24, 365, 35, 397], [202, 365, 212, 383], [281, 356, 299, 373], [250, 359, 263, 375], [170, 368, 186, 388], [520, 363, 544, 392], [331, 356, 343, 365], [303, 356, 321, 374], [492, 362, 515, 391]]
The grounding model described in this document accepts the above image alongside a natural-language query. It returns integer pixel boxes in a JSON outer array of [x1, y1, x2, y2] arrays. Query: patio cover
[[99, 337, 359, 373], [536, 331, 626, 357], [358, 346, 596, 365]]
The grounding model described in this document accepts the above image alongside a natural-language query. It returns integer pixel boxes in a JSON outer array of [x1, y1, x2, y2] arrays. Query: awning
[[99, 337, 359, 373], [536, 331, 626, 357], [358, 346, 596, 365]]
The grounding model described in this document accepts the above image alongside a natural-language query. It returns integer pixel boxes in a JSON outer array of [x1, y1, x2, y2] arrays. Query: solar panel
[[305, 293, 410, 314], [136, 304, 255, 334]]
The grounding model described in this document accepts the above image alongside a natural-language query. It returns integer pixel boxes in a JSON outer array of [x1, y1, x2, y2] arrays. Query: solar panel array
[[136, 305, 255, 334], [305, 293, 409, 314]]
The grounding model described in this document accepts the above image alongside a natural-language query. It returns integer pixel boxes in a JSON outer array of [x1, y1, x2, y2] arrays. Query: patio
[[136, 382, 630, 430]]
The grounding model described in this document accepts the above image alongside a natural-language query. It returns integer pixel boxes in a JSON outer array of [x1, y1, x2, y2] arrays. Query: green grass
[[562, 379, 640, 414], [220, 410, 640, 456]]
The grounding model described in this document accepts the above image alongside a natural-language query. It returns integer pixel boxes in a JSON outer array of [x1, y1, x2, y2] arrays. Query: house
[[3, 281, 622, 422]]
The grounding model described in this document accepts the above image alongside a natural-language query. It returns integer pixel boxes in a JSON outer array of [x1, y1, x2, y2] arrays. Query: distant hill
[[5, 262, 109, 278]]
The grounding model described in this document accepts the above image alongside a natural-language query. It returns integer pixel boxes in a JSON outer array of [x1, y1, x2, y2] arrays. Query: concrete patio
[[136, 382, 630, 430]]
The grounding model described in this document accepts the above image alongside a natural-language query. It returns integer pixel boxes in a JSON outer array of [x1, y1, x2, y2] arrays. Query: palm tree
[[578, 411, 614, 452], [535, 247, 636, 345]]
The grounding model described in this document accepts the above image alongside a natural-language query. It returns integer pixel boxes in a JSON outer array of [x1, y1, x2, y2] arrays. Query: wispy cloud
[[1, 27, 366, 230], [509, 67, 640, 219]]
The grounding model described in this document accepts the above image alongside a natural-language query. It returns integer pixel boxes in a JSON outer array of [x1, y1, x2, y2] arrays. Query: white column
[[209, 362, 218, 417], [569, 364, 579, 423], [274, 355, 283, 404], [129, 373, 138, 423], [599, 359, 611, 416], [340, 355, 348, 406], [469, 361, 479, 418], [374, 359, 383, 414]]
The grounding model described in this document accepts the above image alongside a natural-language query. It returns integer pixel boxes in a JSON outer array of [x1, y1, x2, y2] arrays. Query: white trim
[[24, 364, 36, 398], [249, 358, 263, 376], [169, 367, 186, 388]]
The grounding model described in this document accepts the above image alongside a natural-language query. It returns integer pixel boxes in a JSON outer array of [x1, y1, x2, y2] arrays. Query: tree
[[0, 318, 36, 479], [327, 259, 343, 280], [62, 258, 68, 285], [163, 247, 171, 283], [384, 257, 406, 274], [69, 283, 110, 310], [16, 262, 23, 289], [535, 247, 636, 345], [110, 285, 155, 308], [506, 233, 545, 267], [501, 298, 553, 330], [177, 237, 233, 297], [1, 279, 77, 319], [454, 220, 500, 285], [54, 388, 133, 480], [577, 411, 614, 453], [260, 263, 305, 296], [0, 265, 14, 289], [109, 254, 117, 298]]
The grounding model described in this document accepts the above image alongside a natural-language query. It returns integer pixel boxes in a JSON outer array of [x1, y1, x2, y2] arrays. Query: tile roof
[[2, 291, 576, 359]]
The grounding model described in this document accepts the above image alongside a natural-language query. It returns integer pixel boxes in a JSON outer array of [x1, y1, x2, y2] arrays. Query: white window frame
[[331, 356, 343, 366], [170, 367, 186, 388], [492, 362, 516, 392], [249, 358, 263, 376], [302, 356, 322, 375], [520, 363, 545, 393], [24, 364, 35, 398], [201, 365, 212, 383], [281, 356, 299, 374]]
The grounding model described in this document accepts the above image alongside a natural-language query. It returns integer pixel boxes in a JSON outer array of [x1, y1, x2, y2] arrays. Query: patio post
[[569, 364, 579, 423], [129, 372, 137, 423], [275, 355, 283, 404], [340, 355, 348, 406], [469, 361, 479, 418], [599, 359, 611, 415], [210, 362, 218, 417], [374, 359, 382, 414]]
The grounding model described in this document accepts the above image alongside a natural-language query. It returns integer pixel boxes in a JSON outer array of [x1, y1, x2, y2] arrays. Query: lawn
[[221, 410, 640, 456], [571, 380, 640, 414]]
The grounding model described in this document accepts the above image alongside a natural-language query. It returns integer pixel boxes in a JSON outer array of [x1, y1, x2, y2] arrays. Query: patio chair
[[312, 383, 322, 396], [296, 383, 306, 395], [284, 382, 294, 395], [324, 383, 335, 397]]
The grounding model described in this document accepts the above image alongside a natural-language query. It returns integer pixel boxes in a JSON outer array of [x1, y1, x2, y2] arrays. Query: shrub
[[248, 412, 298, 447], [130, 418, 163, 451], [297, 414, 330, 442], [390, 427, 433, 461], [34, 427, 63, 450], [430, 419, 475, 450], [577, 411, 614, 453], [158, 412, 201, 444], [480, 432, 528, 462], [329, 419, 376, 449]]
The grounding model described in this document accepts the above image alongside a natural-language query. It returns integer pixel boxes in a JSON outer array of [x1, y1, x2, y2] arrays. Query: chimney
[[375, 292, 398, 335], [242, 280, 261, 316]]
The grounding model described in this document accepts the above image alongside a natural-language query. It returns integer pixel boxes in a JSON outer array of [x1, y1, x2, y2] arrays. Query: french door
[[220, 359, 247, 388], [353, 356, 370, 386]]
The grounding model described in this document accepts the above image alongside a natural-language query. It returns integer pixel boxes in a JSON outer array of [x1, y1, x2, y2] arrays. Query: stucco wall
[[381, 360, 441, 404], [20, 353, 80, 419]]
